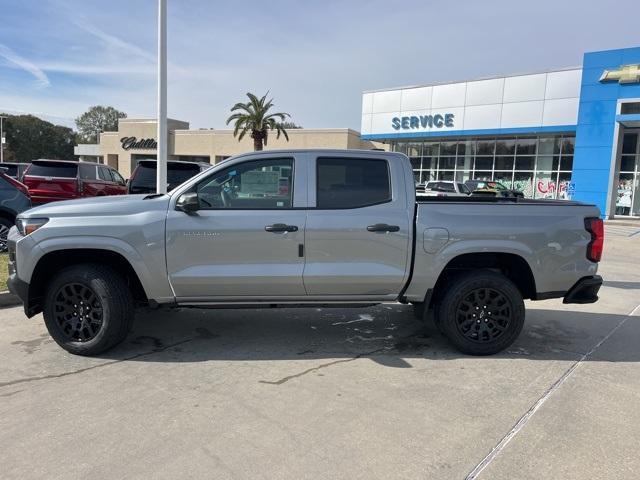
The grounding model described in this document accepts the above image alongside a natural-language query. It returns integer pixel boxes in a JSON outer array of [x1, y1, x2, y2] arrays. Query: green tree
[[279, 121, 302, 129], [0, 114, 76, 162], [226, 92, 291, 151], [75, 105, 127, 143]]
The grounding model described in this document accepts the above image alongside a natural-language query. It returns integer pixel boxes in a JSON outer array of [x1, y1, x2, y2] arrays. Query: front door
[[166, 156, 306, 299], [303, 155, 412, 297]]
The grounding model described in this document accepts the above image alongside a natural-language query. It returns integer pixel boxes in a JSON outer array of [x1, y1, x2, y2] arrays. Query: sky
[[0, 0, 638, 131]]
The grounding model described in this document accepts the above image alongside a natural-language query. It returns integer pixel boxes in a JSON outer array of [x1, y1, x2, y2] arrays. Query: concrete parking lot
[[1, 224, 639, 480]]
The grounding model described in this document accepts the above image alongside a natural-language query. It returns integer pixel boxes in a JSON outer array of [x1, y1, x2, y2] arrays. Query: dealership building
[[360, 46, 640, 218], [75, 119, 381, 179]]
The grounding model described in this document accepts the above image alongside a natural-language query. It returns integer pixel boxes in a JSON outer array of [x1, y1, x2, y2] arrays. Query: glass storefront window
[[441, 141, 457, 156], [516, 137, 537, 155], [620, 155, 636, 172], [536, 155, 554, 171], [459, 140, 475, 157], [514, 172, 534, 198], [423, 142, 440, 156], [392, 134, 576, 201], [515, 156, 535, 170], [476, 139, 495, 156], [622, 133, 638, 154], [558, 172, 572, 200], [616, 173, 635, 216], [534, 171, 556, 199], [439, 156, 456, 170], [494, 157, 514, 170], [474, 171, 492, 180], [406, 142, 422, 158], [560, 136, 575, 155], [474, 157, 493, 170], [496, 138, 516, 155], [455, 171, 471, 182], [494, 172, 514, 188], [538, 136, 560, 156], [559, 156, 573, 171]]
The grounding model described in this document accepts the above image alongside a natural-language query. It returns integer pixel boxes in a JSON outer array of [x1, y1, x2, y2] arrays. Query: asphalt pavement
[[1, 225, 639, 479]]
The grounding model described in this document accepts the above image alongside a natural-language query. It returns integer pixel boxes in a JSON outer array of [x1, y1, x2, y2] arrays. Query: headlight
[[16, 218, 49, 236]]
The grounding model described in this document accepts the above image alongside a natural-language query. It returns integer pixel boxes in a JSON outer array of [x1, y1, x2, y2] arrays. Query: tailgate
[[23, 176, 78, 202]]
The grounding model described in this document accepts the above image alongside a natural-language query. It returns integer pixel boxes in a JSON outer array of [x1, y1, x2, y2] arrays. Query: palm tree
[[226, 92, 291, 151]]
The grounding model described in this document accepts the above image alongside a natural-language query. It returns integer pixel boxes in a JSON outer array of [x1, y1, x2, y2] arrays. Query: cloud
[[71, 15, 156, 63], [38, 61, 155, 76], [0, 44, 50, 87]]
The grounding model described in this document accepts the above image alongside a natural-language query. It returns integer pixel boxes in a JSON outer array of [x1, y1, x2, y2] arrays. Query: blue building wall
[[572, 47, 640, 217]]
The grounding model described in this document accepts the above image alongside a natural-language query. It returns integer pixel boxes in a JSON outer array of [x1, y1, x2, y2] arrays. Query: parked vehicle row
[[0, 158, 211, 249], [23, 160, 127, 204]]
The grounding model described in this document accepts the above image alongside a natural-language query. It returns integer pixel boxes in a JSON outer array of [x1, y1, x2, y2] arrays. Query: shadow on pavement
[[603, 280, 640, 290], [94, 303, 639, 365]]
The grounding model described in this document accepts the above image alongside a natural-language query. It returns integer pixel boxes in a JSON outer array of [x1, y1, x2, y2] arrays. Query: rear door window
[[110, 169, 125, 185], [26, 162, 78, 178], [98, 166, 112, 181], [316, 157, 390, 209], [79, 164, 97, 180]]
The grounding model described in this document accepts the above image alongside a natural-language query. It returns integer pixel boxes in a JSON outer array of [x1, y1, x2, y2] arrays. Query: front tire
[[437, 270, 524, 355], [43, 264, 134, 356]]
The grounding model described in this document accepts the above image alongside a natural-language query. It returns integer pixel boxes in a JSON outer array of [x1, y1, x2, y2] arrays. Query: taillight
[[77, 177, 84, 194], [3, 175, 30, 198], [584, 217, 604, 262]]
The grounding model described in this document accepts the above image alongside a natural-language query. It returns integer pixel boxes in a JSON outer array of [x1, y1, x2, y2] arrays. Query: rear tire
[[43, 264, 134, 356], [437, 270, 524, 355]]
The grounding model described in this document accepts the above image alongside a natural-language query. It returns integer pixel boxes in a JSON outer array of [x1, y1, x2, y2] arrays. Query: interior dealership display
[[8, 150, 603, 356]]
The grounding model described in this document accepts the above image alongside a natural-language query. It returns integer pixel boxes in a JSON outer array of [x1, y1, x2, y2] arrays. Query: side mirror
[[176, 192, 200, 213]]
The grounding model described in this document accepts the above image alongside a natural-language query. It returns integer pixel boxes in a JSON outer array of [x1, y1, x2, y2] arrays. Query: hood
[[20, 194, 171, 219]]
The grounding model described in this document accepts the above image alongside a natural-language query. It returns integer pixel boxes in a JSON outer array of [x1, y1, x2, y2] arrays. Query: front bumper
[[563, 275, 602, 304], [6, 229, 35, 316]]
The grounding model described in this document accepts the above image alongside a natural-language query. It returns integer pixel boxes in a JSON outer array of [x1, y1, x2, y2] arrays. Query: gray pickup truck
[[7, 149, 604, 356]]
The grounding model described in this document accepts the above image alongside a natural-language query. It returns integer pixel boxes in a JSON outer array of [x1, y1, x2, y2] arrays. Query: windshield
[[27, 162, 78, 178]]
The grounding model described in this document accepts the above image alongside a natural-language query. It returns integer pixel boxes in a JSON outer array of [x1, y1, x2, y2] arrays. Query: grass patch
[[0, 254, 8, 291]]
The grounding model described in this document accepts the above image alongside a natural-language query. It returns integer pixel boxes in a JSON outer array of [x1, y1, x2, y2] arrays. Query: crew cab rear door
[[303, 153, 413, 297], [165, 153, 307, 300]]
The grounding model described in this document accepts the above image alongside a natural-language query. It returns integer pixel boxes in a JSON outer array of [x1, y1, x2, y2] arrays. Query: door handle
[[367, 223, 400, 233], [265, 223, 299, 233]]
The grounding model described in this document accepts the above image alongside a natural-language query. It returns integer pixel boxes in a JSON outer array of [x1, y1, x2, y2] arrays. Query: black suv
[[127, 160, 211, 194]]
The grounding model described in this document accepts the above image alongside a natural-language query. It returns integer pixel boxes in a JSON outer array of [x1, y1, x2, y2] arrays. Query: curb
[[0, 291, 21, 308]]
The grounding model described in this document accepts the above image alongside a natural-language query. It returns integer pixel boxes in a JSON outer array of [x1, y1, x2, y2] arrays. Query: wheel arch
[[27, 249, 149, 317], [427, 252, 536, 309]]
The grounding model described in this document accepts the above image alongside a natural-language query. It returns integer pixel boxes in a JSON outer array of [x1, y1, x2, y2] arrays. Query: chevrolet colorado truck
[[7, 149, 604, 356]]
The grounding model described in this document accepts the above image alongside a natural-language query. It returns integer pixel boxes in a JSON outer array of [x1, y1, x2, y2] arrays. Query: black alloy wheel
[[454, 287, 512, 343], [53, 283, 104, 342], [438, 270, 525, 355]]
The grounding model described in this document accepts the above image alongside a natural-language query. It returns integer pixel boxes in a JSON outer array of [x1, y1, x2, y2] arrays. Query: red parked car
[[23, 159, 127, 204]]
